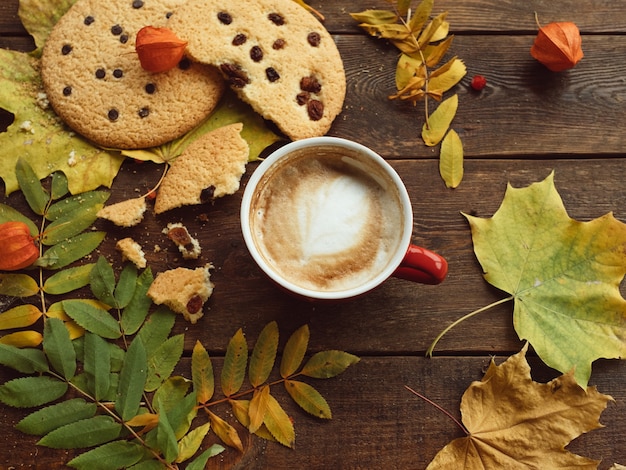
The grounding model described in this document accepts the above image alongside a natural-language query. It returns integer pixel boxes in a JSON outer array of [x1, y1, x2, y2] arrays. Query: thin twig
[[405, 385, 469, 435]]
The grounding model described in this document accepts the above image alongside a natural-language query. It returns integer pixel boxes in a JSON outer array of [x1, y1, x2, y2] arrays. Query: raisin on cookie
[[167, 0, 346, 140], [41, 0, 225, 149]]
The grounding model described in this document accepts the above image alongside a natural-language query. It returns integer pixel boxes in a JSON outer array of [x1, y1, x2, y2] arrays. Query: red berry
[[470, 75, 487, 91]]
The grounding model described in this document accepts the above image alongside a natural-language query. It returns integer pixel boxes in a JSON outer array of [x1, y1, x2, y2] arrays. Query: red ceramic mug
[[240, 137, 447, 300]]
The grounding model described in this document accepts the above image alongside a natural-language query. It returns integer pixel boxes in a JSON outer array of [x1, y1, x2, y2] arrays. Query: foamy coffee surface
[[250, 148, 404, 292]]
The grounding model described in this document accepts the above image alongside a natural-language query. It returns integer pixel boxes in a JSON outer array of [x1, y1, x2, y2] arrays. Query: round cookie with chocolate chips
[[167, 0, 346, 140], [41, 0, 225, 149]]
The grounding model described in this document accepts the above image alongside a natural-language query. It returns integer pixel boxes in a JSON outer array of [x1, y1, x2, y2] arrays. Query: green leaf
[[422, 94, 458, 146], [221, 328, 248, 397], [18, 0, 74, 54], [249, 321, 279, 387], [439, 129, 464, 188], [176, 422, 211, 463], [67, 441, 145, 470], [128, 460, 168, 470], [154, 397, 179, 464], [263, 393, 295, 448], [285, 380, 332, 419], [38, 415, 122, 449], [50, 171, 69, 200], [43, 317, 76, 380], [116, 336, 148, 421], [300, 350, 360, 378], [0, 203, 39, 235], [280, 324, 309, 378], [0, 376, 67, 407], [90, 256, 117, 307], [463, 172, 626, 387], [45, 190, 109, 221], [184, 444, 225, 469], [114, 263, 138, 309], [248, 385, 270, 433], [0, 273, 39, 297], [137, 307, 176, 356], [0, 343, 48, 373], [62, 299, 121, 339], [16, 157, 50, 215], [0, 304, 42, 330], [152, 376, 191, 417], [120, 267, 153, 335], [145, 334, 184, 392], [84, 332, 111, 401], [192, 340, 214, 404], [43, 263, 95, 295], [38, 231, 106, 269], [16, 398, 96, 435], [41, 194, 104, 244]]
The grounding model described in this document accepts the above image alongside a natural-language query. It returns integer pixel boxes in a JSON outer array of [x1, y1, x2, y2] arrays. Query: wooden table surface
[[2, 0, 626, 468]]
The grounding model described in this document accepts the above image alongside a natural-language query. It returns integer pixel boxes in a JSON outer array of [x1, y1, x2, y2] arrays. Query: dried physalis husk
[[0, 221, 39, 271], [136, 26, 188, 73], [530, 18, 583, 72]]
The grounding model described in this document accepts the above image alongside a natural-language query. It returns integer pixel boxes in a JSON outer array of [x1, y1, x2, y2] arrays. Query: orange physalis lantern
[[0, 221, 39, 271], [530, 16, 583, 72], [136, 26, 188, 73]]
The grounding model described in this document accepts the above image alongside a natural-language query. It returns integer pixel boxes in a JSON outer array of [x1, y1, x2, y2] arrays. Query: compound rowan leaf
[[464, 172, 626, 387], [426, 345, 612, 469]]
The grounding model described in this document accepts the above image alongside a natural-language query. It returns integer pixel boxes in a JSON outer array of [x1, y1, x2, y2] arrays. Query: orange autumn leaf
[[426, 345, 612, 469], [530, 17, 583, 72], [135, 26, 187, 73]]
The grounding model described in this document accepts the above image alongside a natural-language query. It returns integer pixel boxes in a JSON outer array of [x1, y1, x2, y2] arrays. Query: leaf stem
[[404, 385, 469, 435], [426, 296, 514, 357]]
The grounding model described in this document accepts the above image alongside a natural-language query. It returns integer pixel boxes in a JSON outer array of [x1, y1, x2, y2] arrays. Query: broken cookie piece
[[116, 237, 147, 269], [154, 123, 249, 214], [98, 196, 147, 227], [163, 222, 201, 259], [147, 264, 214, 324]]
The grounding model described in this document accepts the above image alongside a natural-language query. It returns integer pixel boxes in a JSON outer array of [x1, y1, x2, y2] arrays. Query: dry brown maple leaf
[[427, 344, 612, 469]]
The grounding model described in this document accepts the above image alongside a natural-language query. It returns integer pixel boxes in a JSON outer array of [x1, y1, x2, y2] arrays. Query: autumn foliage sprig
[[350, 0, 466, 188]]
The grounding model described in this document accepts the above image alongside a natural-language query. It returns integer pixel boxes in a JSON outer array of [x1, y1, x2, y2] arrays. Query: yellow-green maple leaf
[[464, 172, 626, 387], [427, 345, 612, 469]]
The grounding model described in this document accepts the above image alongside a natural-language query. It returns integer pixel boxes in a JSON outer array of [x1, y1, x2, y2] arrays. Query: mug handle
[[392, 245, 448, 285]]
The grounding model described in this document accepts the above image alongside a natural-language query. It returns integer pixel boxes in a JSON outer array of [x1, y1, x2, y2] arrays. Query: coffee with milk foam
[[249, 146, 405, 292]]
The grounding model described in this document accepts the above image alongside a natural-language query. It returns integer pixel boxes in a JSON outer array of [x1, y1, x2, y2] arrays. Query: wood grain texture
[[1, 0, 626, 468]]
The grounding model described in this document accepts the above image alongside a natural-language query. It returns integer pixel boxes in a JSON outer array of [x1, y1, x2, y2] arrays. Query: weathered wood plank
[[1, 356, 624, 469]]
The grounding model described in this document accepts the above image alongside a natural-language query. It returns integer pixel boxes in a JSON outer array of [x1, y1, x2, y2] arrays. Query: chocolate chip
[[266, 67, 280, 82], [138, 107, 150, 118], [111, 24, 123, 36], [268, 13, 285, 25], [120, 34, 129, 44], [84, 16, 95, 26], [166, 11, 173, 18], [296, 92, 309, 106], [272, 38, 286, 50], [132, 0, 144, 8], [307, 32, 321, 47], [62, 86, 72, 96], [186, 295, 203, 315], [250, 45, 263, 62], [232, 33, 247, 46], [221, 63, 249, 88], [300, 75, 321, 93], [178, 57, 191, 70], [95, 68, 106, 79], [113, 69, 123, 78], [217, 11, 232, 24], [307, 100, 324, 120], [145, 83, 156, 94], [108, 109, 119, 121], [61, 44, 72, 55], [201, 185, 216, 202]]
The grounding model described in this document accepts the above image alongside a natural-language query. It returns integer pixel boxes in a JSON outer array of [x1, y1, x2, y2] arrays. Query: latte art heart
[[250, 149, 404, 292]]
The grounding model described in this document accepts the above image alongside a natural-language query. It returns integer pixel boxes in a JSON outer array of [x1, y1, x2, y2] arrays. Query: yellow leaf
[[439, 129, 464, 188], [280, 324, 310, 378], [422, 94, 458, 146], [423, 36, 455, 67], [407, 0, 433, 34], [349, 9, 398, 25], [263, 393, 295, 448], [0, 330, 42, 347], [395, 54, 424, 91], [249, 321, 279, 387], [285, 380, 331, 419], [417, 12, 448, 48], [426, 345, 612, 469], [248, 385, 270, 433], [126, 412, 160, 428], [428, 57, 467, 94], [176, 422, 211, 463], [207, 410, 243, 452], [192, 340, 214, 404], [230, 399, 276, 442], [0, 273, 39, 297], [0, 305, 42, 330]]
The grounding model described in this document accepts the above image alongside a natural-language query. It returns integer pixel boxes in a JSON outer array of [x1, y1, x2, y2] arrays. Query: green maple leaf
[[463, 172, 626, 387]]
